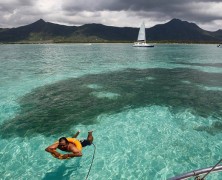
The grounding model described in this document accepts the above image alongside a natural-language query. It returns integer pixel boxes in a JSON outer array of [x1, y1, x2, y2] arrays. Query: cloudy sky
[[0, 0, 222, 31]]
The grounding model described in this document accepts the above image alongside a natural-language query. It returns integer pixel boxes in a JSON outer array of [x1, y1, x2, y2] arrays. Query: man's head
[[58, 137, 69, 150]]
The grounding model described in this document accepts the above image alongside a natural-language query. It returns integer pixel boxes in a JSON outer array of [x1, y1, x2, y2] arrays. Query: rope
[[85, 143, 96, 180], [198, 159, 222, 180]]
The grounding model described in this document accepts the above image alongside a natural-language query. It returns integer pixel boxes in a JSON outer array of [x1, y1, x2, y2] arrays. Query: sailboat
[[133, 22, 154, 47]]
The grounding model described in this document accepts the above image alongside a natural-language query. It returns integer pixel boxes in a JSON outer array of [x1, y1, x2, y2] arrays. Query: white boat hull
[[133, 42, 154, 47]]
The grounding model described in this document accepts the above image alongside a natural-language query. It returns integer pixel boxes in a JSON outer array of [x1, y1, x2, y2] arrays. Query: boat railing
[[168, 159, 222, 180]]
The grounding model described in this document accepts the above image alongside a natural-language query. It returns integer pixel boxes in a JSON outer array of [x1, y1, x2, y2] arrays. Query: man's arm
[[45, 143, 62, 159], [61, 144, 82, 159], [61, 152, 82, 159]]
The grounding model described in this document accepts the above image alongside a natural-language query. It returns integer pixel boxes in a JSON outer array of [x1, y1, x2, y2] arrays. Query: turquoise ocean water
[[0, 43, 222, 180]]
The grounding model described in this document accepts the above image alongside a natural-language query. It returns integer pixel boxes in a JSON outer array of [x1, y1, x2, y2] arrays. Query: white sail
[[137, 22, 146, 41]]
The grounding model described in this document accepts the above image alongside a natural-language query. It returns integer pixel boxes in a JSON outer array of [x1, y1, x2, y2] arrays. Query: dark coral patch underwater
[[1, 67, 222, 138]]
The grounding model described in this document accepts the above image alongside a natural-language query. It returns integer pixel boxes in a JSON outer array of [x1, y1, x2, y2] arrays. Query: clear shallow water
[[0, 43, 222, 179]]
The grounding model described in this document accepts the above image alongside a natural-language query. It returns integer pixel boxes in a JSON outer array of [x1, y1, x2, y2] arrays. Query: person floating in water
[[45, 131, 94, 159]]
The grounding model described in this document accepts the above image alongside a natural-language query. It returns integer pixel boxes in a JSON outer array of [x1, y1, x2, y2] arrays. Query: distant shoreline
[[1, 40, 221, 45]]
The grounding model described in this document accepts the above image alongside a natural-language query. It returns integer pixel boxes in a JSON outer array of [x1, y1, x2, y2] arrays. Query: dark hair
[[59, 137, 69, 144]]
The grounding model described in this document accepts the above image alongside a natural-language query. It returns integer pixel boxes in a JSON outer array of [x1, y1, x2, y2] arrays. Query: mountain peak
[[29, 19, 46, 26], [166, 18, 200, 29], [169, 18, 183, 23], [168, 18, 188, 25], [35, 19, 45, 23], [26, 19, 47, 28]]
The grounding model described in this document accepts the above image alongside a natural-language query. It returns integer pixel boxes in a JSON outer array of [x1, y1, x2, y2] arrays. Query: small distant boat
[[217, 44, 221, 47], [133, 22, 154, 48]]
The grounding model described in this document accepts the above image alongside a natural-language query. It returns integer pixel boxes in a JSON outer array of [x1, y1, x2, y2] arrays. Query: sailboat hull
[[133, 42, 154, 47]]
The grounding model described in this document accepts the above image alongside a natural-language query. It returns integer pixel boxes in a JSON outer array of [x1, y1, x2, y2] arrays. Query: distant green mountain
[[0, 19, 77, 42], [148, 19, 221, 43], [0, 18, 222, 43]]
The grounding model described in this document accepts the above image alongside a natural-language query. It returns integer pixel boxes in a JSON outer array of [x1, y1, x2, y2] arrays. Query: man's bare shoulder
[[69, 143, 81, 153]]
